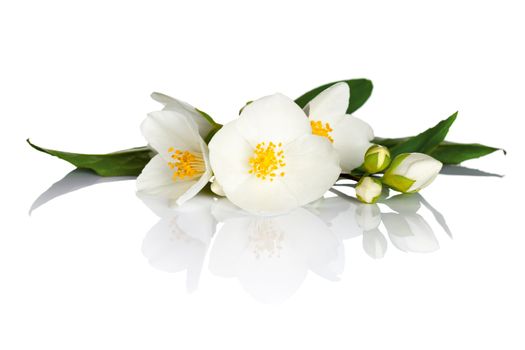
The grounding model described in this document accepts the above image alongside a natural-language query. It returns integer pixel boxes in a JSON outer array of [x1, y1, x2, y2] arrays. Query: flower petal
[[226, 177, 300, 215], [331, 116, 374, 172], [208, 121, 253, 194], [236, 93, 311, 147], [172, 140, 213, 206], [136, 154, 195, 199], [141, 110, 202, 160], [281, 135, 341, 206], [304, 82, 349, 123], [151, 92, 214, 139]]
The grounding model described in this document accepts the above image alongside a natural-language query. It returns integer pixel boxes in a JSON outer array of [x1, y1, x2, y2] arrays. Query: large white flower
[[136, 96, 213, 205], [208, 93, 341, 215], [303, 82, 374, 172]]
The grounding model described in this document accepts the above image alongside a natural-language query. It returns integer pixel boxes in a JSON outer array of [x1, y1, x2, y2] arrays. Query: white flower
[[382, 153, 442, 193], [208, 93, 341, 215], [136, 99, 213, 205], [355, 176, 382, 204], [303, 82, 375, 172], [150, 92, 216, 139]]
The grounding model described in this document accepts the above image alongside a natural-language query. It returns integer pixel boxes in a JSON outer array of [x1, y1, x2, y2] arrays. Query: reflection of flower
[[141, 195, 216, 292], [138, 189, 446, 301], [208, 199, 344, 303], [306, 196, 362, 240]]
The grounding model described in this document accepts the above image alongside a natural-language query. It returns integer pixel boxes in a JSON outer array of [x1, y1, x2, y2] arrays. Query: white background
[[1, 0, 524, 349]]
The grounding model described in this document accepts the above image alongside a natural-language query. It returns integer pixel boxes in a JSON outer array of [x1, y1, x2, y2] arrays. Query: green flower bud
[[363, 145, 391, 173], [382, 153, 442, 193], [356, 176, 382, 204]]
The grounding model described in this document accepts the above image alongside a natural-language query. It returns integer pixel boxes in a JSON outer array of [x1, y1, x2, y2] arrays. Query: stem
[[338, 173, 361, 182]]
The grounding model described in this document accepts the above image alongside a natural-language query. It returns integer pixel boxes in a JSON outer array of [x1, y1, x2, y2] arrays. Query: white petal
[[141, 110, 202, 158], [236, 93, 311, 147], [304, 82, 349, 123], [208, 121, 254, 194], [226, 176, 299, 215], [174, 167, 212, 206], [281, 135, 341, 206], [331, 116, 374, 172], [173, 141, 213, 206], [136, 154, 195, 199], [151, 92, 213, 139]]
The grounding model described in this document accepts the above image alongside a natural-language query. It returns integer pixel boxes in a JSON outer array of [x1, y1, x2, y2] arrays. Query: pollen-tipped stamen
[[248, 141, 286, 181], [310, 120, 334, 143], [167, 148, 205, 181]]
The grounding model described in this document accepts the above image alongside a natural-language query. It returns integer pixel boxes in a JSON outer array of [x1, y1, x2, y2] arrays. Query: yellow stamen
[[310, 120, 334, 143], [248, 141, 285, 180], [167, 147, 205, 181]]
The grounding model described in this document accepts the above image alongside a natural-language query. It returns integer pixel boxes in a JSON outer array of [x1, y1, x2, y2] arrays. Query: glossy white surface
[[1, 0, 523, 349]]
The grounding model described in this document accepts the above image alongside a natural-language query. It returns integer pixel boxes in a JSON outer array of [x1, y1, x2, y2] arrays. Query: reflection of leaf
[[418, 195, 453, 238], [29, 168, 133, 214], [440, 165, 503, 178], [295, 79, 373, 114]]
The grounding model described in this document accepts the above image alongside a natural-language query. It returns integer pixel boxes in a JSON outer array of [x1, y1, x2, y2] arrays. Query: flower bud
[[211, 179, 225, 196], [355, 176, 382, 204], [382, 153, 442, 193], [363, 145, 391, 173]]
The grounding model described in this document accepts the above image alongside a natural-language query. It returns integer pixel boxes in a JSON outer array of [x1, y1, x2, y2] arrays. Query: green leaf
[[27, 139, 154, 176], [295, 79, 373, 114], [428, 141, 506, 164], [374, 137, 505, 165], [389, 112, 458, 158]]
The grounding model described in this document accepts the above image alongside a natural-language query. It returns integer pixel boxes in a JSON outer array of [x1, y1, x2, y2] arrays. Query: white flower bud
[[355, 177, 382, 204], [363, 145, 391, 173], [211, 179, 225, 196], [382, 153, 442, 193]]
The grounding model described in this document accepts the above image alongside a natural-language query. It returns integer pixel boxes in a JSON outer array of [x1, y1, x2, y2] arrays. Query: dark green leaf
[[295, 79, 373, 114], [27, 139, 154, 176], [429, 141, 505, 164], [389, 112, 457, 158], [374, 137, 505, 164]]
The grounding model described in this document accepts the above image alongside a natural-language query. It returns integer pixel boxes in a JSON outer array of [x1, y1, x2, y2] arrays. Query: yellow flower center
[[167, 147, 205, 181], [248, 141, 286, 181], [310, 120, 334, 143]]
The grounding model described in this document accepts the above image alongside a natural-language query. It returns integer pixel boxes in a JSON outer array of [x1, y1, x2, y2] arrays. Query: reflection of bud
[[362, 229, 387, 259], [355, 177, 382, 204], [381, 213, 439, 253], [355, 203, 381, 231], [363, 145, 391, 173], [382, 153, 442, 193]]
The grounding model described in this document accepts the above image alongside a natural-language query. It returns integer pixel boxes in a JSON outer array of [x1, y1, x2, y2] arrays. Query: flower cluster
[[136, 83, 442, 213]]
